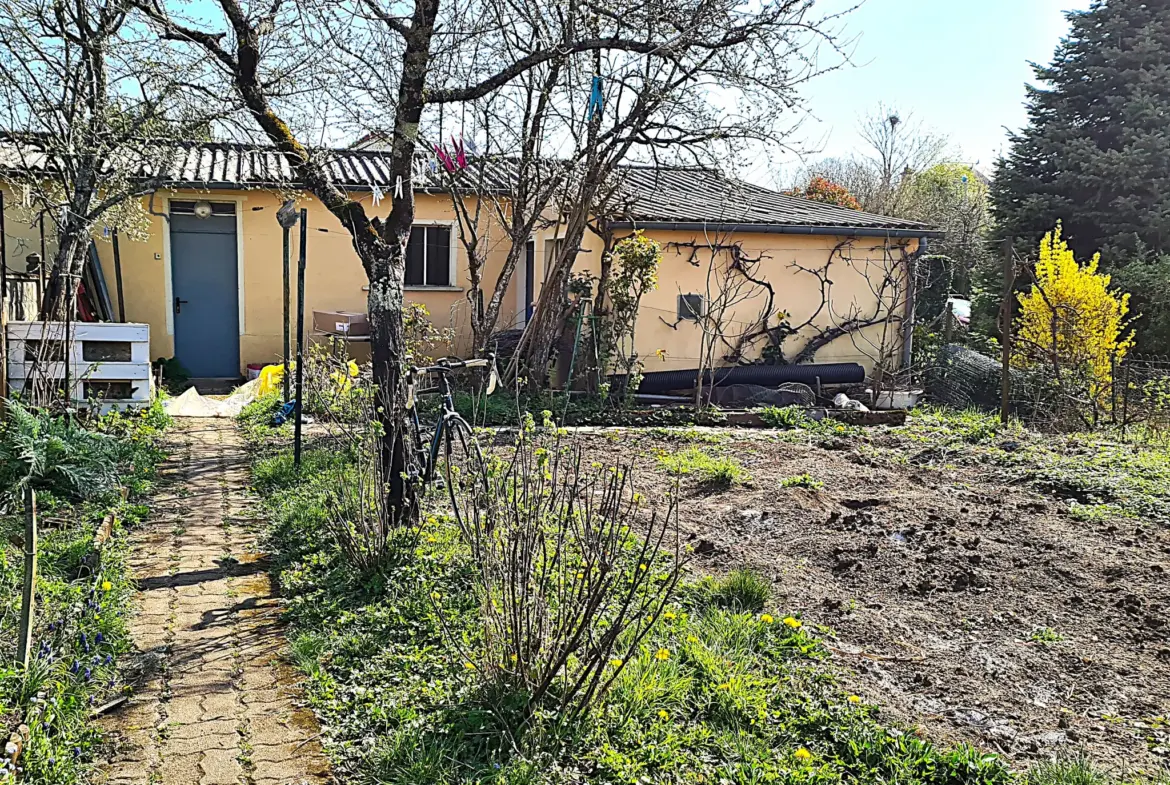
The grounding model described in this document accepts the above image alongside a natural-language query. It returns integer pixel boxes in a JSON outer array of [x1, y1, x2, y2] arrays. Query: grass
[[656, 446, 749, 488], [0, 400, 169, 784], [685, 568, 772, 613]]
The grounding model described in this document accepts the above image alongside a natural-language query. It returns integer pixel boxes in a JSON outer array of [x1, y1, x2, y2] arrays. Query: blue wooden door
[[170, 211, 240, 378]]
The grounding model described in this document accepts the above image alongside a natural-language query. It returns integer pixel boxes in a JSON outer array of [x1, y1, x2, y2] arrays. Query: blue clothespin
[[587, 76, 604, 121]]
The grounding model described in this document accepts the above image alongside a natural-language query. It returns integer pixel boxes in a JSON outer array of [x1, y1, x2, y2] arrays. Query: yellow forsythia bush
[[1014, 223, 1134, 398]]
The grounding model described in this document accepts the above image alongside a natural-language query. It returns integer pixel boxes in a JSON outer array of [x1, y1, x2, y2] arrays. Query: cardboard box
[[312, 310, 370, 336]]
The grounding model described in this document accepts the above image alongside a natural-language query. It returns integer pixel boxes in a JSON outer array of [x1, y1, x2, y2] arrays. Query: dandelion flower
[[655, 648, 670, 661], [663, 610, 676, 620], [610, 658, 623, 668], [759, 613, 774, 624], [658, 710, 669, 720], [639, 563, 647, 571], [848, 695, 862, 704], [463, 661, 477, 671], [794, 747, 812, 760], [782, 616, 802, 629], [101, 581, 112, 592]]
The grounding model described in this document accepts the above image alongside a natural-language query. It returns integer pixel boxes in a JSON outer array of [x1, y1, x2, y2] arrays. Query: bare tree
[[134, 0, 849, 514], [797, 103, 949, 216], [0, 0, 236, 320]]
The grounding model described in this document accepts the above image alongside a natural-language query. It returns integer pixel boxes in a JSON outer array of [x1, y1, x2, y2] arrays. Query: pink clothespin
[[452, 136, 467, 169]]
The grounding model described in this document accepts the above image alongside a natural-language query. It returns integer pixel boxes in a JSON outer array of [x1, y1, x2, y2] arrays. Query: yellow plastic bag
[[257, 363, 289, 397]]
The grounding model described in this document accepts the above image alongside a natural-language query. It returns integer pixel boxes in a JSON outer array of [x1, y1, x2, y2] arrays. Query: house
[[0, 141, 938, 381]]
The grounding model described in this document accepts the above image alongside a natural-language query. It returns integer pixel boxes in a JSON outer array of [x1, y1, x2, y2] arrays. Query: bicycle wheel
[[440, 414, 490, 503]]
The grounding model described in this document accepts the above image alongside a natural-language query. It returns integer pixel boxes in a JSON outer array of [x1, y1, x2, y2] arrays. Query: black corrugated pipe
[[627, 363, 865, 395]]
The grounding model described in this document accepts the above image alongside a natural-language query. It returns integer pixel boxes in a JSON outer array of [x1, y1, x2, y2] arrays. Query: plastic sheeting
[[164, 378, 261, 418]]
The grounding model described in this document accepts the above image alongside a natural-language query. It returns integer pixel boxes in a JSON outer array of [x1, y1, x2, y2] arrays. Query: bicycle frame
[[406, 354, 496, 486]]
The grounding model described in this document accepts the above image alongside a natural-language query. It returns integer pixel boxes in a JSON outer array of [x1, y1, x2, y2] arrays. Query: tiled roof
[[0, 138, 936, 234], [613, 165, 935, 233]]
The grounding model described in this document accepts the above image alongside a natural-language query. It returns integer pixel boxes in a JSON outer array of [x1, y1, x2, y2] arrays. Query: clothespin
[[21, 184, 30, 207], [393, 176, 403, 200], [587, 75, 604, 121], [372, 183, 385, 206]]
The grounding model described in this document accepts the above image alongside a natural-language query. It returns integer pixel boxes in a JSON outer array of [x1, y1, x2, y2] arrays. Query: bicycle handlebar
[[406, 354, 498, 409]]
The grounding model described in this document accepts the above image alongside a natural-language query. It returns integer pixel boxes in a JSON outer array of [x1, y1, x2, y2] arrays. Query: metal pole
[[17, 486, 37, 668], [282, 223, 291, 403], [112, 228, 126, 322], [1000, 238, 1014, 424], [38, 213, 45, 302], [294, 208, 307, 468], [1, 188, 8, 406]]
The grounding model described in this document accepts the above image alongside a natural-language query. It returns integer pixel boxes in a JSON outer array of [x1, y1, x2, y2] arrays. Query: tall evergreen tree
[[992, 0, 1170, 350]]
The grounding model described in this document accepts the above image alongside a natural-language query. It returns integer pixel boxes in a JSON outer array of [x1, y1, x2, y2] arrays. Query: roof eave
[[608, 220, 943, 239]]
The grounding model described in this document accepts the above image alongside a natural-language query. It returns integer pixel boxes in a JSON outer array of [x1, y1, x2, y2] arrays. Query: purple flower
[[69, 661, 80, 675], [95, 633, 104, 644]]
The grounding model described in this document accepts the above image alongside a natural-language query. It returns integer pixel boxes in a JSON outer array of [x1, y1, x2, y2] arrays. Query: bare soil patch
[[545, 424, 1170, 771]]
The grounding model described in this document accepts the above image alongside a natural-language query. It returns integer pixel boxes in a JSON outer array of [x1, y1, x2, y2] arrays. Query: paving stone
[[98, 420, 332, 784]]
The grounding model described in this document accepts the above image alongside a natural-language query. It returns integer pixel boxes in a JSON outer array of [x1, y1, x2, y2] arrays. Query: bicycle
[[404, 354, 497, 493]]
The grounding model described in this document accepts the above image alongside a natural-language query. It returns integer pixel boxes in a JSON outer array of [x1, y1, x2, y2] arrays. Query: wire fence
[[921, 339, 1170, 439]]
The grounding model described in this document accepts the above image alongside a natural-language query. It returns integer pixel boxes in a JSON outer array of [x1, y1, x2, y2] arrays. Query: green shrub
[[657, 447, 748, 488]]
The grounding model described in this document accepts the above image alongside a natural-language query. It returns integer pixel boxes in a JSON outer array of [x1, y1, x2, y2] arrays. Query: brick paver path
[[98, 420, 331, 785]]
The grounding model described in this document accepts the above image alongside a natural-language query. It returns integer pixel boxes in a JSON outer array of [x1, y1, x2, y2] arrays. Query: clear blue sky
[[762, 0, 1092, 186]]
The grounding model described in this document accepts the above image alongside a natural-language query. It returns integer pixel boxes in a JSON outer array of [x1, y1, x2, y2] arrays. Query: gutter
[[607, 220, 943, 239]]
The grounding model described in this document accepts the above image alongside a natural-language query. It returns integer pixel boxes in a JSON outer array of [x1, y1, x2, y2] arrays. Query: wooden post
[[294, 208, 307, 468], [943, 299, 954, 346], [1000, 238, 1014, 423], [17, 486, 37, 668]]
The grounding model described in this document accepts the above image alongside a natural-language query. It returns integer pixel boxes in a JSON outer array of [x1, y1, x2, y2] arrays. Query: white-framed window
[[405, 224, 454, 287]]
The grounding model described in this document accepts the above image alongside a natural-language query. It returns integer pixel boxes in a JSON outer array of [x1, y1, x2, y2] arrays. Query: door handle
[[175, 297, 189, 313]]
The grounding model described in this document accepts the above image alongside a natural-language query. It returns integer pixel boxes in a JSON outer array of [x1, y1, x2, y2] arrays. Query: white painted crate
[[6, 321, 153, 411]]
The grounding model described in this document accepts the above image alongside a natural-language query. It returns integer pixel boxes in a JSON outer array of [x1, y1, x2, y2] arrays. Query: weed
[[758, 405, 810, 429], [685, 568, 772, 613], [781, 473, 824, 489], [1029, 626, 1064, 645], [656, 446, 748, 488]]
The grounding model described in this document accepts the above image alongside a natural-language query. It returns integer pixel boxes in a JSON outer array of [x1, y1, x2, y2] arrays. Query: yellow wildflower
[[463, 661, 477, 671], [794, 747, 812, 760], [101, 580, 113, 592], [639, 563, 647, 571], [848, 695, 862, 704], [663, 610, 676, 620], [610, 658, 623, 668], [655, 648, 670, 661], [782, 616, 802, 629], [658, 710, 669, 720], [759, 613, 774, 624]]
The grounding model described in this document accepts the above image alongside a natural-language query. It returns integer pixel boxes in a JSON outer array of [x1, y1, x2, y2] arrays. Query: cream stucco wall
[[5, 182, 919, 378], [570, 228, 918, 377], [89, 188, 539, 373]]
